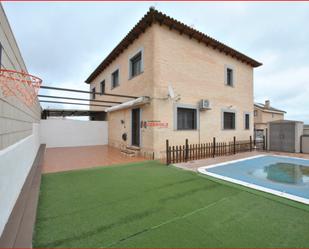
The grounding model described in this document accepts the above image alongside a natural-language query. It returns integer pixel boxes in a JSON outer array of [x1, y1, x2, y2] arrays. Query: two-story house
[[254, 100, 286, 140], [85, 8, 262, 159]]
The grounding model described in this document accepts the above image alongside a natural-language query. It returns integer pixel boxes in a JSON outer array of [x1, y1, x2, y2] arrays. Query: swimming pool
[[198, 155, 309, 204]]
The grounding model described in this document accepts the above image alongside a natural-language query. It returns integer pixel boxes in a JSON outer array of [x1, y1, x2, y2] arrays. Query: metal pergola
[[38, 94, 122, 104], [40, 86, 138, 99], [39, 85, 138, 106], [39, 85, 137, 118], [39, 100, 111, 108]]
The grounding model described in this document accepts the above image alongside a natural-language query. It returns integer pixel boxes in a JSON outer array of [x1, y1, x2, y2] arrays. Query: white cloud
[[2, 2, 309, 123], [255, 66, 309, 122]]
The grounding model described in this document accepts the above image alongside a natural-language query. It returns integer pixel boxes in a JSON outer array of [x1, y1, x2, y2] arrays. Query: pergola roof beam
[[38, 94, 122, 104], [39, 100, 111, 107], [40, 85, 138, 99]]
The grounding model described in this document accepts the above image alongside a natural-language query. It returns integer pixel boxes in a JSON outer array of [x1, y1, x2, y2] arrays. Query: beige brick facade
[[88, 11, 260, 159], [89, 25, 156, 157], [151, 25, 254, 158]]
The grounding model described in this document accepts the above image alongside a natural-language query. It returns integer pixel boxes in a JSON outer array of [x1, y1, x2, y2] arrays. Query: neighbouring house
[[254, 100, 286, 140], [85, 8, 262, 159]]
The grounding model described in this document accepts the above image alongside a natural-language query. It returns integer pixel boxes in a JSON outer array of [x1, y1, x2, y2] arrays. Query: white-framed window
[[174, 104, 199, 130], [223, 111, 236, 130], [130, 52, 142, 77], [111, 69, 119, 89], [177, 108, 197, 130], [225, 66, 234, 87], [129, 48, 144, 79]]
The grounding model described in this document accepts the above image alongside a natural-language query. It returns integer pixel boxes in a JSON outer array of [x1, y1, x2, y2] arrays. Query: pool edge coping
[[197, 154, 309, 205]]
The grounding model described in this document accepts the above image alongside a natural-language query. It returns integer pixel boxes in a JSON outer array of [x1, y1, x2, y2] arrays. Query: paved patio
[[42, 145, 146, 173], [174, 151, 309, 172]]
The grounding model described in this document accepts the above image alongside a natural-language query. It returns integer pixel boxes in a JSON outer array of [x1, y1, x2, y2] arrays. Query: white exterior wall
[[40, 120, 108, 148], [0, 124, 39, 236]]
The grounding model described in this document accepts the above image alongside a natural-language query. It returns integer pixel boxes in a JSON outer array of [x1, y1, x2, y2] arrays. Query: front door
[[131, 108, 140, 146]]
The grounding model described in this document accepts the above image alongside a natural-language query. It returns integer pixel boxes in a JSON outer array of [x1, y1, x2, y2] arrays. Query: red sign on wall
[[142, 120, 168, 128]]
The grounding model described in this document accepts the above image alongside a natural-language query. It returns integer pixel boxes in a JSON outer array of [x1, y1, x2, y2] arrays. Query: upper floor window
[[91, 87, 96, 100], [254, 110, 258, 117], [130, 52, 142, 78], [111, 69, 119, 89], [223, 111, 235, 130], [225, 67, 234, 86], [177, 107, 197, 130], [100, 80, 105, 95], [245, 113, 250, 130]]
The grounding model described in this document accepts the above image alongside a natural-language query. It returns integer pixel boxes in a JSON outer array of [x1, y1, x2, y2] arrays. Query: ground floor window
[[177, 107, 197, 130], [223, 111, 235, 130]]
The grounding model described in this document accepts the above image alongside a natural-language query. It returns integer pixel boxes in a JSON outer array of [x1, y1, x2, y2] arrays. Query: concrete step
[[121, 149, 137, 157], [126, 146, 141, 151]]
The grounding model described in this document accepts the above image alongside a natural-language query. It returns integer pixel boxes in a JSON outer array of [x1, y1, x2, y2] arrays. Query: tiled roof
[[254, 103, 286, 113], [85, 8, 262, 83]]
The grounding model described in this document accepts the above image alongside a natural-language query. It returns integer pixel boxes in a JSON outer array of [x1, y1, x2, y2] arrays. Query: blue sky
[[3, 2, 309, 123]]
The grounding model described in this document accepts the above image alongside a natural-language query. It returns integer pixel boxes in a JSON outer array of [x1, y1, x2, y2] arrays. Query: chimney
[[265, 100, 270, 109]]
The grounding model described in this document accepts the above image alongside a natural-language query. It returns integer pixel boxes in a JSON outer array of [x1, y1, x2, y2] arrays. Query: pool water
[[251, 162, 309, 185], [198, 155, 309, 204]]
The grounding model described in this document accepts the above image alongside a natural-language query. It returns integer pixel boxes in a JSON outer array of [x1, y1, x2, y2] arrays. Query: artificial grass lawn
[[33, 161, 309, 248]]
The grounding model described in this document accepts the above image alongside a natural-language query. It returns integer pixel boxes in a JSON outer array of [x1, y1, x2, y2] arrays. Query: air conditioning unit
[[199, 99, 211, 110]]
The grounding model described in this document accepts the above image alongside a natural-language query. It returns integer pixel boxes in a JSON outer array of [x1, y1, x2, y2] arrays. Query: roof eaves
[[254, 104, 286, 114], [85, 8, 262, 84]]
